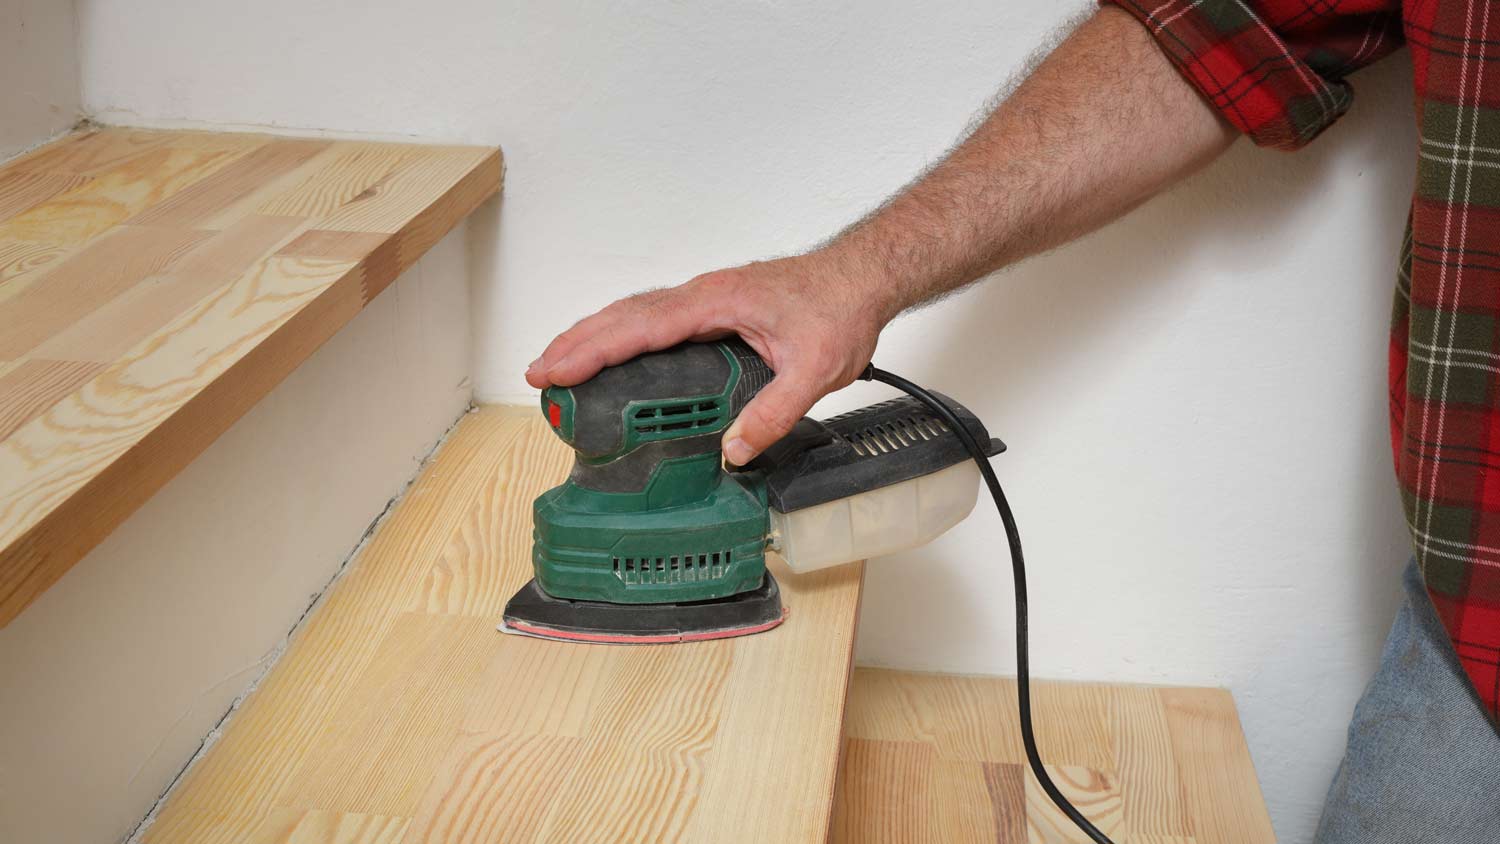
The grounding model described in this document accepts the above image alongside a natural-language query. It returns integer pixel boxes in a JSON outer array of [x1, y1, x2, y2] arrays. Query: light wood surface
[[142, 406, 867, 844], [832, 668, 1275, 844], [140, 406, 1270, 843], [0, 127, 502, 627]]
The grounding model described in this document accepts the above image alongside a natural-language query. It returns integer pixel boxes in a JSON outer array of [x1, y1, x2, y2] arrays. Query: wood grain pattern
[[141, 407, 866, 844], [284, 613, 500, 817], [404, 733, 583, 843], [1026, 765, 1124, 844], [0, 239, 72, 294], [258, 145, 415, 218], [7, 128, 174, 176], [32, 216, 306, 363], [128, 139, 330, 226], [1111, 684, 1193, 837], [832, 669, 1274, 844], [925, 759, 1027, 844], [1159, 688, 1277, 844], [0, 359, 105, 440], [0, 144, 247, 245], [0, 127, 502, 627], [830, 739, 936, 844], [0, 171, 92, 221], [0, 225, 212, 358], [251, 809, 411, 844]]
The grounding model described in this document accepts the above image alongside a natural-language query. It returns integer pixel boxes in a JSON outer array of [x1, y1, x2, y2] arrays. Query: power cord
[[861, 364, 1116, 844]]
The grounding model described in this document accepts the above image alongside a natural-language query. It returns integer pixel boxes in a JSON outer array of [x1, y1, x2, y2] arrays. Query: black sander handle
[[538, 339, 774, 492]]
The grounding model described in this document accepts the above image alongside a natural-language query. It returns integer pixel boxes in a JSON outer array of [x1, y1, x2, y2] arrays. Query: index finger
[[528, 287, 719, 388]]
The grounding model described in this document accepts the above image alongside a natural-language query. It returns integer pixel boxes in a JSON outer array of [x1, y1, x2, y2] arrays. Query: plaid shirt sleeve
[[1102, 0, 1404, 150]]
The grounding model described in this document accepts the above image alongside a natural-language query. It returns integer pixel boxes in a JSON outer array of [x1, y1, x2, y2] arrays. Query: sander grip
[[544, 338, 774, 495]]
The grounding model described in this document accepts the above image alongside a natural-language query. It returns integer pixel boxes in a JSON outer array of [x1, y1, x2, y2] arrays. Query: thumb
[[721, 372, 825, 465]]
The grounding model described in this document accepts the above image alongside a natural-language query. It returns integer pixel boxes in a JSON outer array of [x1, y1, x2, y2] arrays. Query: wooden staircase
[[0, 128, 1274, 844]]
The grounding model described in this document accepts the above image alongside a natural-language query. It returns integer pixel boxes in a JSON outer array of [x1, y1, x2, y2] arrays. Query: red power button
[[547, 401, 562, 428]]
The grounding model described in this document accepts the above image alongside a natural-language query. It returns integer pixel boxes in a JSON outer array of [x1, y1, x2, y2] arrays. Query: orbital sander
[[501, 335, 1121, 844], [501, 338, 1001, 643]]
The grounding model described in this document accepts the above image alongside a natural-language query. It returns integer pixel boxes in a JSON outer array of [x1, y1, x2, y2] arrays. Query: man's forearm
[[825, 7, 1235, 320]]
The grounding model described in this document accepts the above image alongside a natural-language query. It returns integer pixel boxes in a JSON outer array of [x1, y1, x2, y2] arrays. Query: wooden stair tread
[[832, 668, 1276, 843], [0, 127, 502, 627], [141, 406, 866, 844]]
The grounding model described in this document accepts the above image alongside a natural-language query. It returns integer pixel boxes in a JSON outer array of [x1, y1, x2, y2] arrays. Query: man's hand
[[526, 251, 894, 465], [527, 7, 1234, 464]]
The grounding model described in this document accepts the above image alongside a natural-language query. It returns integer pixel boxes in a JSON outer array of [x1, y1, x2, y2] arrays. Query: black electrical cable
[[861, 364, 1116, 844]]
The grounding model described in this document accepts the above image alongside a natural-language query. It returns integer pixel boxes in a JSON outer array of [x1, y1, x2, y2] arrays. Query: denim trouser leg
[[1315, 560, 1500, 842]]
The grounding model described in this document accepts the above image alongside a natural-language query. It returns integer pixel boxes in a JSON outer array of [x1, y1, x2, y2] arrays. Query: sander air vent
[[632, 401, 722, 434], [613, 550, 734, 585], [842, 414, 950, 456], [745, 393, 1004, 574], [746, 394, 1003, 513]]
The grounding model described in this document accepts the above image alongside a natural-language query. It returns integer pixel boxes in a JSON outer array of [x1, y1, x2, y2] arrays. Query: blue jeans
[[1315, 560, 1500, 842]]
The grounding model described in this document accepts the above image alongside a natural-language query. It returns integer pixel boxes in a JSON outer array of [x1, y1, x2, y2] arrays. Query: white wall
[[1, 0, 81, 159], [0, 230, 473, 844], [77, 1, 1418, 837]]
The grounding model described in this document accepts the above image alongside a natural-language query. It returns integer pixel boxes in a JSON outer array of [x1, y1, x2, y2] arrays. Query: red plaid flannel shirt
[[1105, 0, 1500, 720]]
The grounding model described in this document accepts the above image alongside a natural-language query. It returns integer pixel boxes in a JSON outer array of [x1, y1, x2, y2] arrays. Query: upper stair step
[[0, 127, 502, 626]]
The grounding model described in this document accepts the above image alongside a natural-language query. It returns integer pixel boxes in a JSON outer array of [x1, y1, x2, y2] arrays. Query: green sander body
[[502, 338, 1002, 643]]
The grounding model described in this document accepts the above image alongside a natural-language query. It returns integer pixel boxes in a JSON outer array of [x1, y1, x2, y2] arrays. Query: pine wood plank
[[8, 128, 175, 176], [128, 139, 331, 226], [404, 733, 584, 844], [833, 669, 1273, 844], [530, 643, 737, 843], [0, 225, 212, 359], [258, 145, 417, 218], [0, 171, 92, 222], [278, 230, 390, 263], [1160, 688, 1277, 844], [0, 240, 72, 299], [830, 739, 936, 844], [251, 808, 411, 844], [141, 407, 866, 844], [682, 557, 864, 844], [983, 762, 1031, 842], [278, 230, 400, 306], [1111, 684, 1193, 838], [1025, 765, 1125, 843], [0, 127, 502, 627], [0, 359, 105, 440], [928, 759, 1026, 844], [842, 668, 1025, 762], [1029, 681, 1118, 772], [282, 613, 500, 817], [319, 148, 496, 234], [459, 636, 611, 736], [31, 215, 306, 363], [0, 144, 250, 245]]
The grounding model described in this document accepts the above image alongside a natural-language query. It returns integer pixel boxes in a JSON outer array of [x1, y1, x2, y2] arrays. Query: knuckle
[[693, 269, 745, 304], [579, 343, 611, 369]]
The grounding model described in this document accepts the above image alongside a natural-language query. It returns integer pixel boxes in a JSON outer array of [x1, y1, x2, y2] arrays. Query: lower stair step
[[138, 405, 865, 844], [833, 667, 1275, 843]]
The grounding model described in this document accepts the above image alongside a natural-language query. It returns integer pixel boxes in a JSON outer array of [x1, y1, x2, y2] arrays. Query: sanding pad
[[499, 574, 786, 644]]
